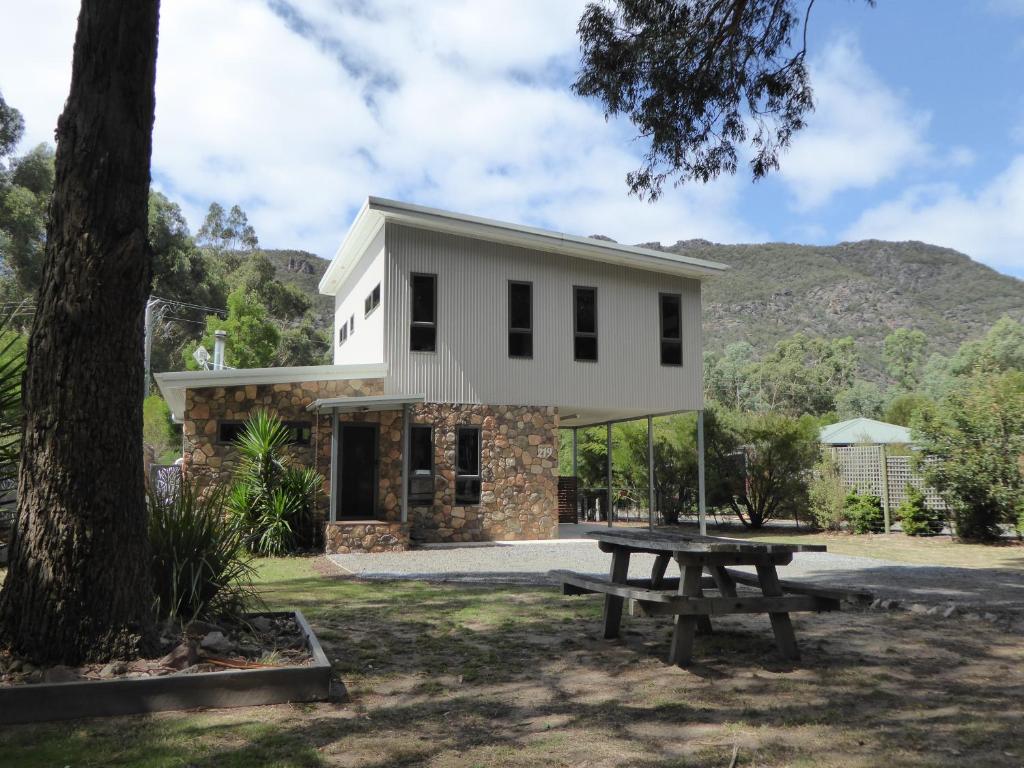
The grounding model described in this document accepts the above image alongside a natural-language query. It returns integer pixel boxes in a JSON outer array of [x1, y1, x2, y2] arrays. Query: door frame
[[336, 421, 379, 521]]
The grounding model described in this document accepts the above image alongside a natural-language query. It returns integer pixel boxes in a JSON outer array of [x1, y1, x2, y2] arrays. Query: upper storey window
[[508, 281, 533, 359], [410, 273, 437, 352], [573, 286, 597, 362], [364, 283, 380, 317], [659, 293, 683, 366]]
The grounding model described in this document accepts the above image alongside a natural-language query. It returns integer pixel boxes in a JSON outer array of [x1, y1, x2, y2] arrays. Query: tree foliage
[[197, 202, 259, 252], [574, 0, 873, 198], [186, 289, 280, 370], [883, 328, 928, 390], [0, 143, 55, 293]]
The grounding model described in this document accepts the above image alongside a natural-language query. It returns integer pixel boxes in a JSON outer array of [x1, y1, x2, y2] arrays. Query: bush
[[148, 480, 258, 622], [228, 411, 323, 555], [896, 485, 944, 536], [846, 490, 884, 534], [808, 455, 847, 531]]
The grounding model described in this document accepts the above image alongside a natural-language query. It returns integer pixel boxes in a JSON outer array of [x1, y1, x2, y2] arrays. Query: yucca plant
[[0, 310, 27, 485], [228, 411, 323, 555], [148, 480, 259, 622]]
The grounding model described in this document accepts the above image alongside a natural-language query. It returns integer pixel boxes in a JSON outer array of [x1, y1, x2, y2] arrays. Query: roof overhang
[[319, 196, 730, 295], [154, 363, 388, 422], [306, 393, 425, 413]]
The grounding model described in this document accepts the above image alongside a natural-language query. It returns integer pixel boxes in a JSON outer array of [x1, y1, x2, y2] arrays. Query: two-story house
[[156, 198, 728, 552]]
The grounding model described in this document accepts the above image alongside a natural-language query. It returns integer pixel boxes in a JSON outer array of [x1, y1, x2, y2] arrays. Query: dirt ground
[[3, 556, 1024, 767]]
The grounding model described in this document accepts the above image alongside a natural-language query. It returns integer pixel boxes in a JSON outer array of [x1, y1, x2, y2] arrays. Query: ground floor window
[[455, 426, 481, 504], [409, 425, 434, 503]]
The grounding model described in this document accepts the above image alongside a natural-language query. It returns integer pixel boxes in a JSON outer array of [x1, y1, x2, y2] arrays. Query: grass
[[2, 556, 1024, 767]]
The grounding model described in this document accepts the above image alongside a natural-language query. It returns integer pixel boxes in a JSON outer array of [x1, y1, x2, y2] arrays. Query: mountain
[[260, 241, 1024, 377]]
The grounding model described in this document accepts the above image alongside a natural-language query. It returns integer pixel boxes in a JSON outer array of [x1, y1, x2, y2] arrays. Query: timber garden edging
[[0, 611, 334, 725]]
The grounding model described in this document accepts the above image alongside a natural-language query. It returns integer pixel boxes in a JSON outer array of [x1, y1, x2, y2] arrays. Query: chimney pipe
[[213, 330, 227, 370]]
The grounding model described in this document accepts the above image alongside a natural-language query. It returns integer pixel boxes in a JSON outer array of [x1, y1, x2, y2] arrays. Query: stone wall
[[325, 521, 409, 554], [181, 377, 385, 521]]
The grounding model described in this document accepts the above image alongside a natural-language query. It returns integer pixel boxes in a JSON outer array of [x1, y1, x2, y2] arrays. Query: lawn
[[2, 556, 1023, 767]]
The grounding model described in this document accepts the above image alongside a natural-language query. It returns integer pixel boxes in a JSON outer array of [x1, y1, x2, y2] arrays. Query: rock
[[880, 599, 899, 610], [43, 665, 80, 684], [909, 603, 929, 615], [158, 643, 197, 671], [870, 598, 883, 610], [248, 616, 273, 634], [962, 612, 981, 622], [942, 605, 958, 619], [927, 606, 941, 615], [185, 619, 223, 636], [99, 660, 129, 678], [200, 631, 233, 654]]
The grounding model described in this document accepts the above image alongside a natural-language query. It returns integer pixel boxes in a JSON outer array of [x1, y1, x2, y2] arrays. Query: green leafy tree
[[896, 485, 943, 536], [0, 92, 24, 159], [0, 143, 55, 293], [750, 333, 857, 416], [883, 328, 928, 389], [835, 379, 885, 420], [229, 251, 310, 320], [883, 392, 930, 427], [277, 320, 330, 367], [573, 1, 875, 198], [704, 341, 756, 410], [912, 370, 1024, 541], [185, 289, 280, 370], [143, 394, 177, 464], [950, 316, 1024, 377], [845, 490, 884, 534], [197, 202, 258, 252], [708, 411, 819, 528]]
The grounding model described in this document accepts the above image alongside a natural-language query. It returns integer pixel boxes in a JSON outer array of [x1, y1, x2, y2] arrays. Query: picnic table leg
[[708, 565, 738, 598], [755, 562, 800, 661], [668, 558, 704, 667], [650, 553, 671, 589], [602, 547, 631, 639]]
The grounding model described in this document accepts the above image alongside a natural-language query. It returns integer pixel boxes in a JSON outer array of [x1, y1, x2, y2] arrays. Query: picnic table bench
[[552, 529, 871, 667]]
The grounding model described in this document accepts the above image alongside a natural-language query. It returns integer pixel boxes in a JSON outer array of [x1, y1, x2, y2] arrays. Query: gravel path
[[329, 539, 1024, 612]]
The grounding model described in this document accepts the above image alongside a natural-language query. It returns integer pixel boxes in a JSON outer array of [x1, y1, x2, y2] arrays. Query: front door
[[338, 424, 378, 519]]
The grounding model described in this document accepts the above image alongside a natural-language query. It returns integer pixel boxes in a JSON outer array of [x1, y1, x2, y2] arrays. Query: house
[[819, 417, 911, 447], [155, 197, 728, 552]]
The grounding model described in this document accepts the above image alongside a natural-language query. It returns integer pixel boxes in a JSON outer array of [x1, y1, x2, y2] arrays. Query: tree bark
[[0, 0, 161, 665]]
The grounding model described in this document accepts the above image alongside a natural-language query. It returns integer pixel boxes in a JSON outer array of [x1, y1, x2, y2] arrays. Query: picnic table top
[[587, 528, 828, 555]]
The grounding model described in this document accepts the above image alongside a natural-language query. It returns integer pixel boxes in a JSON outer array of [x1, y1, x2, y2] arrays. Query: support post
[[401, 403, 410, 524], [647, 415, 655, 531], [330, 410, 339, 523], [142, 297, 159, 400], [606, 422, 613, 527], [697, 410, 707, 536]]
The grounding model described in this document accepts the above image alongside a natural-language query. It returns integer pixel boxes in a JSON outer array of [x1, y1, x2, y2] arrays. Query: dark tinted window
[[410, 273, 437, 352], [217, 421, 246, 444], [283, 421, 312, 446], [573, 286, 598, 361], [455, 426, 481, 504], [659, 293, 683, 366], [508, 281, 533, 359], [364, 283, 381, 317], [410, 425, 432, 472]]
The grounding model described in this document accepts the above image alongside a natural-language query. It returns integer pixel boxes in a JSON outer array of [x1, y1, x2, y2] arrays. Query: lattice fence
[[827, 446, 946, 512]]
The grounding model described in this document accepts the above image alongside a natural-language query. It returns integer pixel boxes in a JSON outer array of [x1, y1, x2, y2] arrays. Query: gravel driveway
[[329, 536, 1024, 612]]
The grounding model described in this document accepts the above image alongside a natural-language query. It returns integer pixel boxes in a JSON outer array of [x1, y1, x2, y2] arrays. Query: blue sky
[[1, 0, 1023, 277]]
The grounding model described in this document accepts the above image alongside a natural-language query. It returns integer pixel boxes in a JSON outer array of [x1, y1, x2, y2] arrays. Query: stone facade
[[181, 382, 560, 547], [181, 378, 385, 522], [325, 521, 410, 554]]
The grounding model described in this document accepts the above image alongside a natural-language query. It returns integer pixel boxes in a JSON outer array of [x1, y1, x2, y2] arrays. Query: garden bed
[[0, 610, 332, 724]]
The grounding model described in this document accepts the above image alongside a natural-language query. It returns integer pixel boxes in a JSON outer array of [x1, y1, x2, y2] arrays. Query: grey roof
[[819, 417, 911, 445], [306, 393, 425, 413]]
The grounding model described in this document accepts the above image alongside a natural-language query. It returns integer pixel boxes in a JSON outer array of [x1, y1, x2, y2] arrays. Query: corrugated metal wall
[[383, 223, 704, 414]]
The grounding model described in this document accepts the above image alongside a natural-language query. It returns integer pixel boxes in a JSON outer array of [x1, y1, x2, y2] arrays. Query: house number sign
[[537, 445, 554, 459]]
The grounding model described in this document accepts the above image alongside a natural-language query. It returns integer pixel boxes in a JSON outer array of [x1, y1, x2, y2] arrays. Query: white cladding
[[380, 223, 703, 414], [333, 227, 385, 365]]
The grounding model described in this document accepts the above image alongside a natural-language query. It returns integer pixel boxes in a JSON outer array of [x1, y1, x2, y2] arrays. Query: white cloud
[[778, 37, 931, 210], [843, 157, 1024, 275], [0, 0, 761, 260]]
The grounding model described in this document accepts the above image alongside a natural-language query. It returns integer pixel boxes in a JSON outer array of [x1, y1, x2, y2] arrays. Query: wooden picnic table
[[553, 529, 867, 667]]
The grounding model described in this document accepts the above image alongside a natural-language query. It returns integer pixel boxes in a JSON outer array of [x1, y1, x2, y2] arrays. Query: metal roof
[[306, 393, 425, 413], [819, 417, 911, 445], [319, 196, 730, 295]]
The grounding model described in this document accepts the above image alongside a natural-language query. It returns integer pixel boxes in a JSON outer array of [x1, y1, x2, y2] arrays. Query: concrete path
[[329, 535, 1024, 612]]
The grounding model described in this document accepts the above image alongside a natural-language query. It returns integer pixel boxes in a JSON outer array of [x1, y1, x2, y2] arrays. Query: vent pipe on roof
[[213, 330, 227, 370]]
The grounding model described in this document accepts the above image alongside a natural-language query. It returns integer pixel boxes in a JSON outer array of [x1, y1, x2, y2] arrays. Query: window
[[409, 425, 434, 502], [573, 286, 598, 361], [410, 273, 437, 352], [217, 421, 246, 444], [455, 426, 481, 504], [338, 322, 348, 346], [218, 420, 311, 446], [364, 283, 381, 317], [508, 281, 533, 358], [659, 293, 683, 366], [283, 420, 312, 446], [349, 314, 355, 334]]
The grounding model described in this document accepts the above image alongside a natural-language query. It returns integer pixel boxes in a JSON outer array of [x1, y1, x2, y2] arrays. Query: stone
[[43, 665, 80, 683], [99, 660, 130, 677], [909, 603, 929, 615], [983, 612, 999, 623], [942, 605, 958, 619], [200, 631, 233, 654], [158, 643, 198, 671], [249, 616, 273, 634]]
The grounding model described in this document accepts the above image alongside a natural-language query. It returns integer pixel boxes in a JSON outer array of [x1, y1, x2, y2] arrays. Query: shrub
[[228, 411, 323, 555], [808, 455, 847, 531], [896, 485, 944, 536], [846, 490, 884, 534], [148, 480, 258, 622]]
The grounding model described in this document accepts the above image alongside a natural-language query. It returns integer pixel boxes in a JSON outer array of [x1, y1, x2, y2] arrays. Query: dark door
[[339, 425, 378, 519]]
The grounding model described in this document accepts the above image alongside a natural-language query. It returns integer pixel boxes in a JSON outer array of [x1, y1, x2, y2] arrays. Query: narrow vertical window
[[410, 273, 436, 352], [455, 426, 481, 504], [573, 286, 598, 362], [659, 293, 683, 366], [508, 280, 533, 358], [408, 425, 433, 502], [338, 322, 348, 346], [364, 283, 380, 317], [349, 314, 355, 334]]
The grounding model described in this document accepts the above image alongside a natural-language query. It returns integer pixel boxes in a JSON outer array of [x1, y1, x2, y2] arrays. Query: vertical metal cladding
[[383, 222, 703, 413]]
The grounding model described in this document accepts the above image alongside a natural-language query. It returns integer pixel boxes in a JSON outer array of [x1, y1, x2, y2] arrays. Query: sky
[[1, 0, 1023, 277]]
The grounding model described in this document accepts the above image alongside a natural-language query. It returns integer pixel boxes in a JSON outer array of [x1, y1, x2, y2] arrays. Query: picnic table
[[553, 529, 869, 667]]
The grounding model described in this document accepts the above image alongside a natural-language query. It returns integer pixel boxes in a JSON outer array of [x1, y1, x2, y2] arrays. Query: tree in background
[[0, 143, 55, 294], [277, 320, 331, 367], [749, 333, 857, 416], [807, 453, 847, 531], [704, 341, 756, 410], [912, 370, 1024, 541], [883, 328, 928, 390], [0, 0, 160, 664], [707, 411, 818, 528], [835, 379, 885, 420], [229, 251, 310, 320], [143, 394, 178, 464], [949, 316, 1024, 376], [883, 392, 930, 427], [574, 0, 873, 198], [0, 92, 24, 158], [186, 289, 280, 370], [197, 202, 259, 252]]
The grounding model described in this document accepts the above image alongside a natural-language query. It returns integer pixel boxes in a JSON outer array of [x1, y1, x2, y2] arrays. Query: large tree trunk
[[0, 0, 161, 665]]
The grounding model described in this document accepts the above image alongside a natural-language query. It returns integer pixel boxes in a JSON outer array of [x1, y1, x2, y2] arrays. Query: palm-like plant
[[0, 311, 27, 485], [228, 411, 323, 555]]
